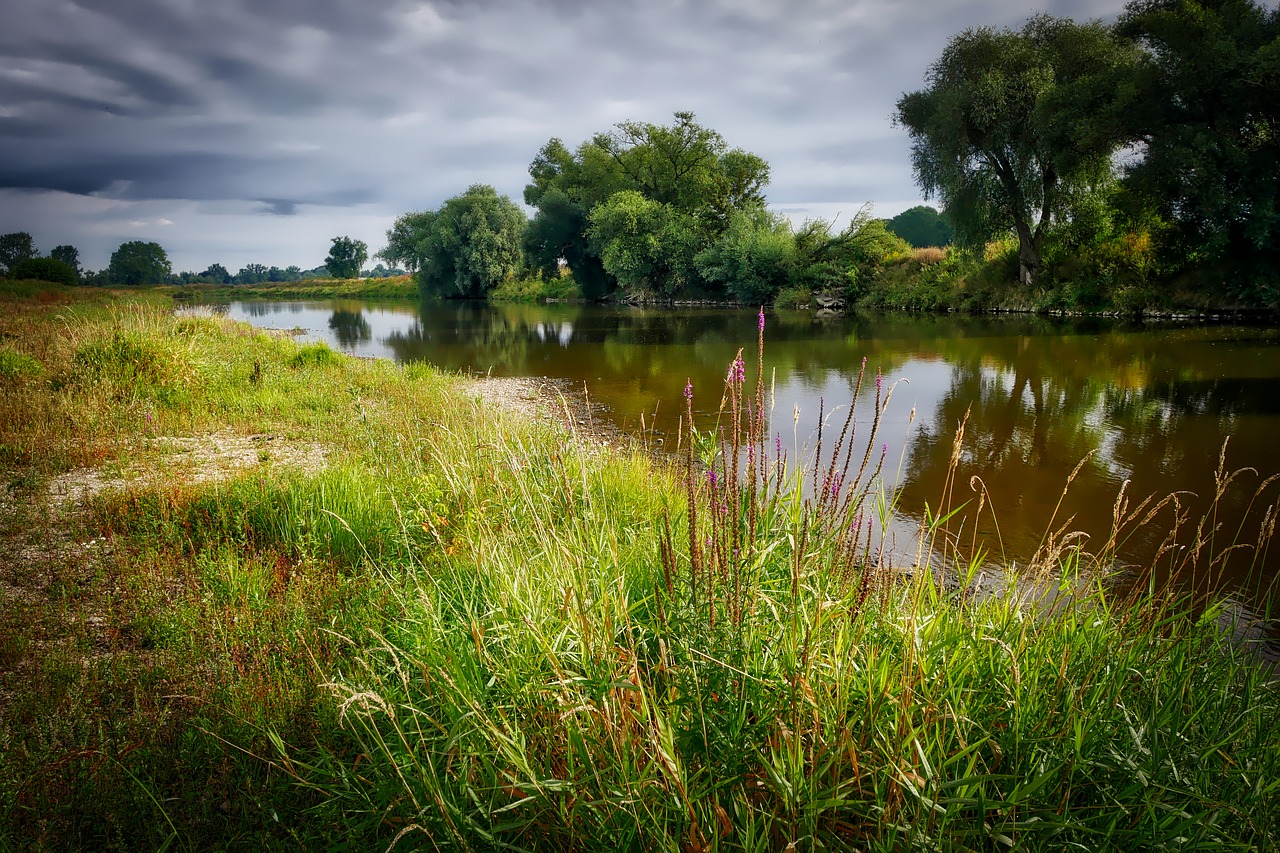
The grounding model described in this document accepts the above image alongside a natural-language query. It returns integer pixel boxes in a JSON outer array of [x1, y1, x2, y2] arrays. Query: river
[[215, 297, 1280, 616]]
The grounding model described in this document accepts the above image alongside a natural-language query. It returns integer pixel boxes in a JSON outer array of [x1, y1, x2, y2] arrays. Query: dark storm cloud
[[0, 0, 1135, 269]]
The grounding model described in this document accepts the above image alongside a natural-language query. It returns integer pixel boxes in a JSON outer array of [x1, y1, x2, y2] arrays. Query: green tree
[[885, 206, 955, 247], [587, 191, 702, 297], [694, 207, 796, 304], [200, 263, 231, 283], [325, 237, 368, 279], [0, 232, 38, 276], [896, 16, 1140, 286], [108, 241, 171, 285], [1117, 0, 1280, 299], [11, 257, 77, 286], [378, 211, 436, 274], [524, 113, 771, 299], [236, 263, 269, 284], [50, 244, 80, 275], [415, 185, 527, 299]]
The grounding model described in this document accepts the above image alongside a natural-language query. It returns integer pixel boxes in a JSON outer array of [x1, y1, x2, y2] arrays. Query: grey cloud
[[258, 199, 299, 216]]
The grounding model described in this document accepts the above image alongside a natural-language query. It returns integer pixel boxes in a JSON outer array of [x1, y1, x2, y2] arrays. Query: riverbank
[[163, 276, 418, 301], [1, 280, 1278, 850]]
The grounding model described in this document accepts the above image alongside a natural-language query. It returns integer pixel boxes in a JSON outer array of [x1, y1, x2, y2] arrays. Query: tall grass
[[280, 310, 1280, 850], [1, 281, 1276, 849]]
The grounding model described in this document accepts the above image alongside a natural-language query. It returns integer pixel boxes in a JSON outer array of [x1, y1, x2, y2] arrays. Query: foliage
[[525, 112, 772, 299], [885, 205, 954, 247], [0, 347, 43, 381], [695, 206, 796, 304], [325, 236, 368, 280], [896, 15, 1141, 286], [108, 240, 172, 286], [287, 341, 344, 369], [235, 262, 270, 284], [10, 257, 78, 286], [794, 212, 913, 297], [377, 211, 435, 274], [0, 232, 38, 276], [49, 244, 80, 274], [411, 184, 527, 299], [1117, 0, 1280, 303], [587, 190, 701, 296], [200, 263, 232, 284]]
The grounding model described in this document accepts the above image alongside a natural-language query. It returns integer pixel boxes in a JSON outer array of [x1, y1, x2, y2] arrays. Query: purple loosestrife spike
[[707, 469, 718, 489], [882, 443, 888, 456], [684, 378, 693, 401], [876, 369, 882, 391], [758, 308, 766, 331], [862, 356, 867, 368]]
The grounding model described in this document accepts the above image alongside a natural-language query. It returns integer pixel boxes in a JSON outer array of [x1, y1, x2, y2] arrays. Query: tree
[[524, 112, 772, 299], [1117, 0, 1280, 297], [377, 211, 436, 273], [896, 16, 1140, 285], [415, 185, 527, 298], [694, 207, 796, 304], [325, 236, 368, 279], [108, 241, 171, 285], [200, 263, 231, 283], [11, 257, 77, 286], [587, 191, 701, 296], [50, 244, 80, 275], [236, 263, 269, 284], [885, 206, 955, 247], [0, 232, 38, 276]]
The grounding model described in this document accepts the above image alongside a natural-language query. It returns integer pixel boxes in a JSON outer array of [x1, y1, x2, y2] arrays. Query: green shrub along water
[[0, 281, 1276, 849]]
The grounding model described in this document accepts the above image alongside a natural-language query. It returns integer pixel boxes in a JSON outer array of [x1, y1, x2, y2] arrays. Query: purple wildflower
[[829, 472, 843, 499], [875, 368, 882, 391], [861, 356, 867, 369], [684, 378, 693, 401], [882, 443, 888, 456], [707, 469, 719, 489], [758, 308, 766, 332]]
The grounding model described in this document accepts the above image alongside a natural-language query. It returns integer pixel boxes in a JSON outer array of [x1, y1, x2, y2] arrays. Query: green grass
[[0, 281, 1276, 850], [164, 276, 419, 301]]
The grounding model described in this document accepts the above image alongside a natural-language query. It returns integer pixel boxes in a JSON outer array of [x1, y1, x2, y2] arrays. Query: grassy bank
[[162, 276, 419, 302], [1, 280, 1277, 850]]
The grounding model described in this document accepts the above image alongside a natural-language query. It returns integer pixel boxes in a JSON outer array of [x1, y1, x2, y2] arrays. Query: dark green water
[[220, 297, 1280, 612]]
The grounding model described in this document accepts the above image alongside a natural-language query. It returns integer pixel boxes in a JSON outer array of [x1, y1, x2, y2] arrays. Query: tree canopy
[[524, 112, 771, 299], [896, 15, 1140, 286], [50, 245, 80, 275], [885, 206, 954, 248], [325, 236, 368, 279], [1117, 0, 1280, 298], [108, 241, 171, 285], [0, 232, 38, 276], [398, 185, 527, 299]]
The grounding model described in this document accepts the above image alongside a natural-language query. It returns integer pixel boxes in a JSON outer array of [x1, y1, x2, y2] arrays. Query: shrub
[[11, 257, 77, 286], [288, 342, 344, 369]]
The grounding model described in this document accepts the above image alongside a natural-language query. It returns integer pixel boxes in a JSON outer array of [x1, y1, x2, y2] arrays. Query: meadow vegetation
[[1, 280, 1277, 850]]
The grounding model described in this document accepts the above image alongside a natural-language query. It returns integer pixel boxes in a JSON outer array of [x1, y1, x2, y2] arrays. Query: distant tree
[[896, 16, 1140, 285], [236, 263, 269, 284], [885, 206, 954, 247], [108, 241, 171, 285], [325, 236, 368, 279], [1117, 0, 1280, 295], [415, 185, 527, 298], [200, 263, 231, 283], [0, 232, 38, 276], [49, 244, 80, 275], [284, 265, 303, 281], [11, 257, 77, 286]]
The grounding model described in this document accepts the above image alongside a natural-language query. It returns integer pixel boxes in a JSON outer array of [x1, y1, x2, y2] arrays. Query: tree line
[[384, 0, 1277, 310], [0, 234, 404, 286]]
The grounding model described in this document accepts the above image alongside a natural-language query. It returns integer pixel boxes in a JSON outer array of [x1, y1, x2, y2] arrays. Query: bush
[[287, 342, 344, 369], [11, 257, 77, 286]]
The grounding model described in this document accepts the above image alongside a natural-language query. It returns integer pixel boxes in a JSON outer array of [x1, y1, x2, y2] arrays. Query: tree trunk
[[1014, 218, 1040, 286]]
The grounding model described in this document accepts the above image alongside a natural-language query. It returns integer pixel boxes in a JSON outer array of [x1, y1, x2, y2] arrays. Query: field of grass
[[1, 280, 1277, 850]]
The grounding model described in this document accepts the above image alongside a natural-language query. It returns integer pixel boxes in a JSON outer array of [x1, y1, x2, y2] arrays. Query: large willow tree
[[896, 15, 1139, 286]]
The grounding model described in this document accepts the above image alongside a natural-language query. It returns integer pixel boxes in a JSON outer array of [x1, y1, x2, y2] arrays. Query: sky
[[0, 0, 1129, 274]]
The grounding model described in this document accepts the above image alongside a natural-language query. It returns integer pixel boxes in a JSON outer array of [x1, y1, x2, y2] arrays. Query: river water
[[217, 297, 1280, 614]]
